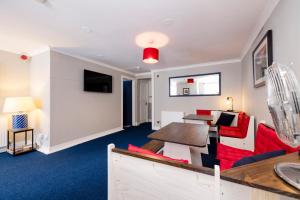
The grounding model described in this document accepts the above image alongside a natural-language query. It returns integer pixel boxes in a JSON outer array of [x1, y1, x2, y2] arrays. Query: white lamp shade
[[3, 97, 36, 113]]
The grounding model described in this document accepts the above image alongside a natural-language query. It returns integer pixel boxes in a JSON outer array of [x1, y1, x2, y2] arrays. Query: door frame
[[139, 79, 151, 124], [121, 76, 136, 128]]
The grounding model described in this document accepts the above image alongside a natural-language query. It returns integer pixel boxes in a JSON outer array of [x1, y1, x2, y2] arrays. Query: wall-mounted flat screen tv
[[84, 69, 112, 93]]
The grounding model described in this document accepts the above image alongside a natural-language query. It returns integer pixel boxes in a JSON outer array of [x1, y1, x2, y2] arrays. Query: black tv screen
[[84, 70, 112, 93]]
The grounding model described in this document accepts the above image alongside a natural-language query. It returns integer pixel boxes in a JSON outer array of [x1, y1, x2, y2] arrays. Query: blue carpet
[[0, 123, 153, 200]]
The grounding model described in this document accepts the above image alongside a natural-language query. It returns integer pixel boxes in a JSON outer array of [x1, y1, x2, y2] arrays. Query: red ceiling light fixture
[[143, 47, 159, 64], [136, 32, 169, 64]]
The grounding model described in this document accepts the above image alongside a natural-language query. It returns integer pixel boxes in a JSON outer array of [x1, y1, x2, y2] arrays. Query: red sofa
[[217, 123, 300, 171], [218, 112, 250, 138]]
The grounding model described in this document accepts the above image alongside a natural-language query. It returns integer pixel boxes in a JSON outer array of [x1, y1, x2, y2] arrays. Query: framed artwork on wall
[[252, 30, 273, 88], [183, 88, 190, 95]]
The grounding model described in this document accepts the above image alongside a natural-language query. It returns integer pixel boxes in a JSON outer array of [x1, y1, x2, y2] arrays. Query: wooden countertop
[[221, 152, 300, 199], [148, 122, 209, 147]]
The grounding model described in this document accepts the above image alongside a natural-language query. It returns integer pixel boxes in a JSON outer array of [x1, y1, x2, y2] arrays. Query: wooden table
[[183, 114, 213, 124], [148, 122, 209, 164], [148, 122, 209, 147], [221, 152, 300, 199]]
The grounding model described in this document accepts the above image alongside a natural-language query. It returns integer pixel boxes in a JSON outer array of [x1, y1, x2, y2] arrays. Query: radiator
[[161, 111, 185, 128]]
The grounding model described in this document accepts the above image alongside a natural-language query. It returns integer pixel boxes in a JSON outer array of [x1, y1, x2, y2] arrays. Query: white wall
[[0, 48, 136, 152], [0, 47, 136, 153], [153, 61, 242, 128], [30, 50, 51, 151], [50, 51, 134, 147], [0, 50, 30, 147], [241, 0, 300, 125]]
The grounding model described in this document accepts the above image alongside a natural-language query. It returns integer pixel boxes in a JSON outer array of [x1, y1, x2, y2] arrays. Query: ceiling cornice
[[51, 48, 135, 76], [135, 72, 151, 77], [150, 59, 241, 73], [240, 0, 280, 60], [28, 45, 50, 56]]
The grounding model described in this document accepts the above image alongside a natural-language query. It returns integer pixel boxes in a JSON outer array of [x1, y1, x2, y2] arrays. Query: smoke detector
[[35, 0, 48, 4], [35, 0, 47, 3]]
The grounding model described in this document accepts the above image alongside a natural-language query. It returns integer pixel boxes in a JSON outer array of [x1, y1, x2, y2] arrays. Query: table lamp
[[3, 97, 36, 129], [226, 97, 233, 112]]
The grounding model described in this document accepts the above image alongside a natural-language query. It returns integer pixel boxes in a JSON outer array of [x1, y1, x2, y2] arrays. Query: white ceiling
[[0, 0, 276, 73]]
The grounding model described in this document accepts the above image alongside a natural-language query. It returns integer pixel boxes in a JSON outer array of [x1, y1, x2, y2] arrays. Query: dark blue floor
[[0, 123, 153, 200]]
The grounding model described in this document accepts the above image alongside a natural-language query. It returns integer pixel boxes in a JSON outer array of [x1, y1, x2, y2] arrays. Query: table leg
[[32, 130, 34, 150], [7, 130, 9, 150], [13, 133, 15, 156], [25, 131, 27, 145]]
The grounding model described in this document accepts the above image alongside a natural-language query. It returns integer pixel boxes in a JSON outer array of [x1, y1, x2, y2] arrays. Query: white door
[[139, 80, 150, 123]]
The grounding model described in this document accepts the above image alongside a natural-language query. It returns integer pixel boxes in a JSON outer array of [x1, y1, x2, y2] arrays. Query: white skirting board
[[0, 146, 6, 153], [38, 127, 123, 155], [108, 144, 297, 200]]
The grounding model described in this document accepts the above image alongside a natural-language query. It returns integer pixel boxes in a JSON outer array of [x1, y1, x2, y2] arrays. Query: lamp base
[[12, 114, 28, 129], [274, 162, 300, 190]]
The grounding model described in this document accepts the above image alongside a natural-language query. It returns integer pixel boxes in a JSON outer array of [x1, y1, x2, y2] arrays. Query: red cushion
[[219, 126, 243, 138], [218, 123, 300, 171], [240, 115, 250, 138], [237, 112, 245, 129], [196, 109, 212, 125], [217, 143, 253, 170], [128, 144, 189, 164], [217, 143, 253, 161], [219, 158, 236, 171], [196, 109, 211, 115], [254, 124, 300, 155], [219, 113, 250, 139]]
